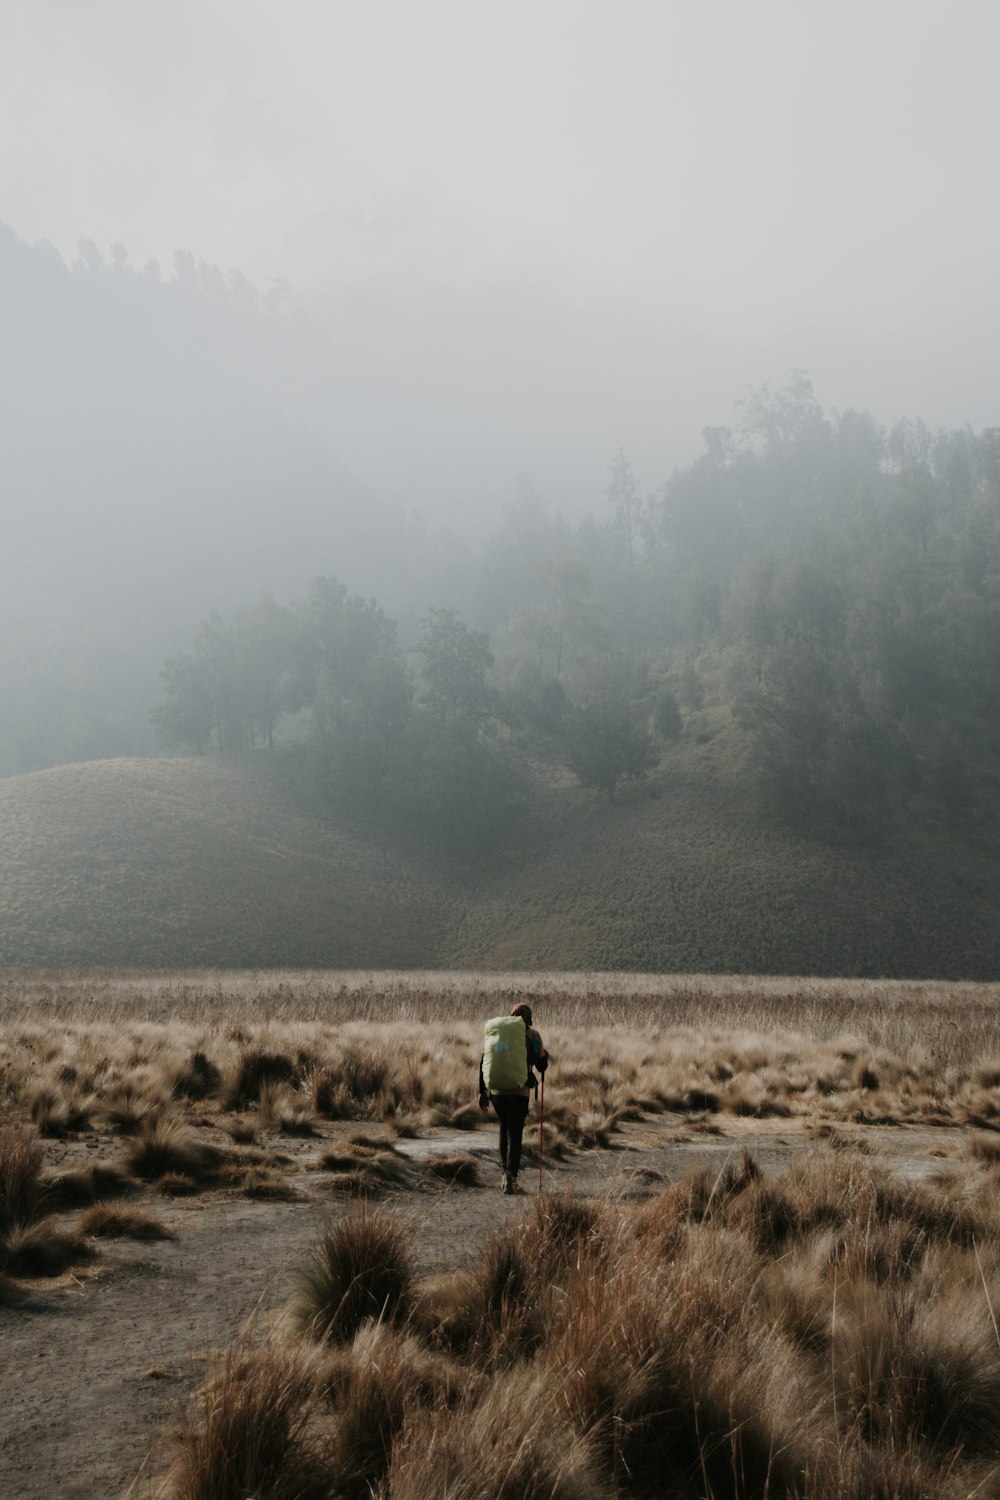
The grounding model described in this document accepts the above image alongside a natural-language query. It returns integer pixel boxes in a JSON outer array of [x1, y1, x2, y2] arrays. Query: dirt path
[[0, 1117, 964, 1499]]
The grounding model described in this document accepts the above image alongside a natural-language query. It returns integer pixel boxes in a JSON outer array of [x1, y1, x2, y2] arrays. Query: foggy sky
[[3, 0, 1000, 519]]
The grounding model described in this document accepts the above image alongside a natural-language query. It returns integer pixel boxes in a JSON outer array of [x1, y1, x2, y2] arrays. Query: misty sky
[[3, 0, 999, 520]]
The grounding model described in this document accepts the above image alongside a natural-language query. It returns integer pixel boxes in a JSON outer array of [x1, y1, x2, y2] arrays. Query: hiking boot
[[502, 1171, 514, 1195]]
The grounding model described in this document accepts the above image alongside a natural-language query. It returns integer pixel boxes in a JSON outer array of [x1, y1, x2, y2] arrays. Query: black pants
[[491, 1093, 530, 1175]]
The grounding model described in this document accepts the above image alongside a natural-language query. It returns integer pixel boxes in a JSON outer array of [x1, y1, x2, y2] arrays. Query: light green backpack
[[482, 1015, 529, 1092]]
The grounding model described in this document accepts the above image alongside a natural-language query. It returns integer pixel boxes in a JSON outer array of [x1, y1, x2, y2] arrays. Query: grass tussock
[[28, 1085, 93, 1136], [1, 1218, 95, 1277], [413, 1226, 544, 1367], [160, 1342, 328, 1500], [320, 1141, 409, 1195], [225, 1049, 297, 1109], [309, 1049, 395, 1121], [78, 1202, 174, 1240], [382, 1369, 611, 1500], [318, 1323, 463, 1499], [290, 1207, 414, 1344], [45, 1162, 133, 1210], [155, 1172, 201, 1197], [100, 1095, 164, 1137], [0, 1123, 46, 1231], [125, 1118, 223, 1185], [171, 1050, 222, 1101], [228, 1165, 302, 1201], [425, 1154, 479, 1187]]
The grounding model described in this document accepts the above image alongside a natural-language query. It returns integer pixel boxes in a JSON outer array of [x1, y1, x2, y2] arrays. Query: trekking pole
[[538, 1075, 545, 1192]]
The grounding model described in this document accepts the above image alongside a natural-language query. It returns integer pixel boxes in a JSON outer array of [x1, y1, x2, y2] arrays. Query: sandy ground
[[0, 1114, 964, 1500]]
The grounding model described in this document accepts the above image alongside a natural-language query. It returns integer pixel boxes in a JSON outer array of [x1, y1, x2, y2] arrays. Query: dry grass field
[[4, 968, 1000, 1497]]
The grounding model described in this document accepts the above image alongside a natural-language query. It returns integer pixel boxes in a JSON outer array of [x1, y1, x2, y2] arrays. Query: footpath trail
[[0, 1117, 961, 1500]]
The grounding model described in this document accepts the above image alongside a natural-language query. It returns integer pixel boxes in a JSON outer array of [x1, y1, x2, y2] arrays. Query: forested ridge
[[151, 374, 1000, 851]]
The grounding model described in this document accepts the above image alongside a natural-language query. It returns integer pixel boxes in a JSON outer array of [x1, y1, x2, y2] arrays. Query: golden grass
[[159, 1152, 1000, 1499], [1, 970, 999, 1199], [0, 1123, 46, 1231], [1, 949, 998, 1443], [4, 968, 1000, 1489], [2, 965, 998, 1046], [158, 1341, 329, 1500]]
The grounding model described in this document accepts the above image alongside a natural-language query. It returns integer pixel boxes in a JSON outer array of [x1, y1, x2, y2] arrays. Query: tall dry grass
[[290, 1208, 414, 1344], [3, 970, 1000, 1158], [3, 968, 999, 1063], [159, 1149, 1000, 1499], [158, 1342, 328, 1500]]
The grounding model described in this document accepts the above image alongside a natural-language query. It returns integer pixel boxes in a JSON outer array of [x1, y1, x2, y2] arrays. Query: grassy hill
[[2, 732, 1000, 977], [445, 724, 1000, 979], [0, 757, 452, 969]]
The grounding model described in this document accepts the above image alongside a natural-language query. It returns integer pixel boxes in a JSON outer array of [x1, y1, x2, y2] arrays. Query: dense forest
[[152, 375, 1000, 848]]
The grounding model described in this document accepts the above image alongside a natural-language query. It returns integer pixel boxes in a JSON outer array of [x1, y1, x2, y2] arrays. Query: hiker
[[479, 1002, 548, 1194]]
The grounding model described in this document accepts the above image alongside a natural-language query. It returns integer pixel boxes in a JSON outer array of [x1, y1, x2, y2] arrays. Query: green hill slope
[[2, 742, 999, 977], [0, 758, 451, 969], [444, 728, 1000, 978]]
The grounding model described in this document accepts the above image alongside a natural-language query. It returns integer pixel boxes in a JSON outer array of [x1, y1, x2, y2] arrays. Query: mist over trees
[[0, 224, 389, 777], [148, 371, 1000, 849], [4, 223, 999, 853]]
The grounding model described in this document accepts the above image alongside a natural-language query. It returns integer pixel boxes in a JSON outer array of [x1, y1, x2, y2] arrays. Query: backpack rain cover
[[482, 1015, 529, 1092]]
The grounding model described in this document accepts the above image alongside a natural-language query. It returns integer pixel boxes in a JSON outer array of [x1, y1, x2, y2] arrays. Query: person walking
[[479, 1002, 548, 1194]]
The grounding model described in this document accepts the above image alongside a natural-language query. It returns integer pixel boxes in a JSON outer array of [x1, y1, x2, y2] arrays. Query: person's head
[[511, 1002, 533, 1027]]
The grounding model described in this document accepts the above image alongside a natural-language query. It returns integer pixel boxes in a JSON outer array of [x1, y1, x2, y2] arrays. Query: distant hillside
[[0, 758, 451, 969], [444, 725, 1000, 979], [2, 740, 999, 977]]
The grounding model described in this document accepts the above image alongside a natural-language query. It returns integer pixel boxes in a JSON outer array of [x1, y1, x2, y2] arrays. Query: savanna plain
[[4, 969, 1000, 1499]]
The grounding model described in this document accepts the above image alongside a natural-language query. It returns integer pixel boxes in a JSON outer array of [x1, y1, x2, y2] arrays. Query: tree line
[[153, 577, 662, 853], [149, 372, 1000, 847]]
